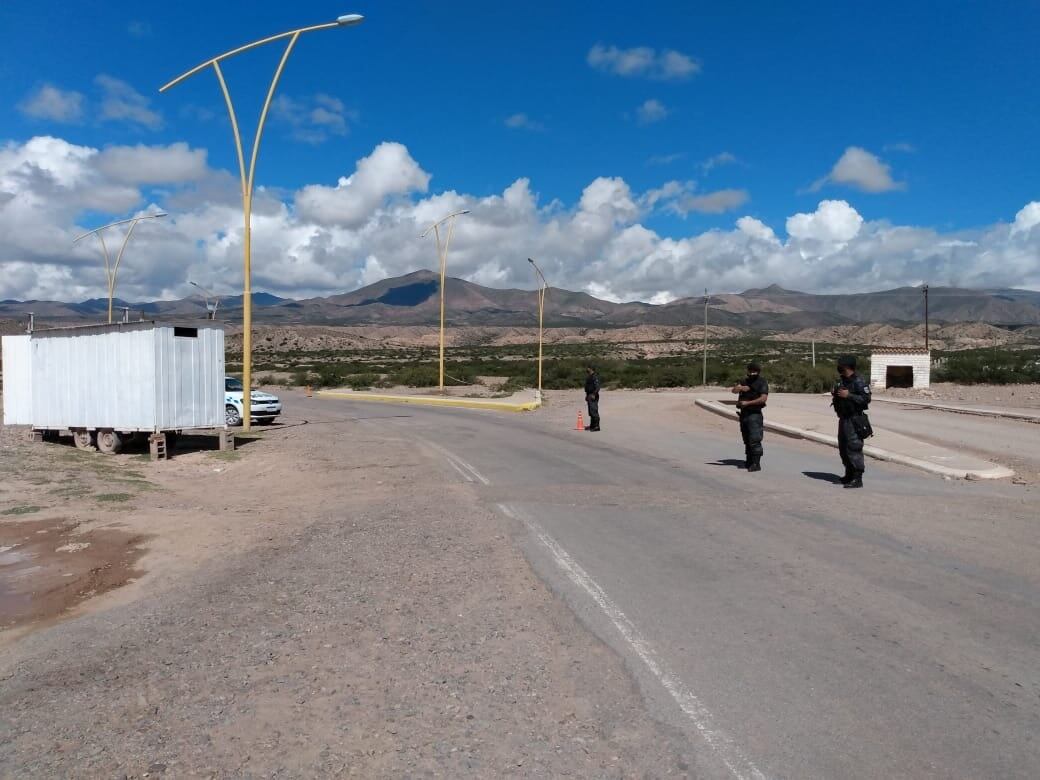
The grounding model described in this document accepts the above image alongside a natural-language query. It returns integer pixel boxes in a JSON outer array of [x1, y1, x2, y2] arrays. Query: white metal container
[[1, 334, 33, 425], [23, 321, 224, 432]]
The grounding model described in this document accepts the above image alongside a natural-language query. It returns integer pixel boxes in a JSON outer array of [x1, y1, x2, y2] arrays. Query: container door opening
[[886, 365, 914, 388]]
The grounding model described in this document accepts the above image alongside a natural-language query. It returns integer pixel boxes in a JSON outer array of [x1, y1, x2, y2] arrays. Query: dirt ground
[[0, 404, 695, 777], [876, 382, 1040, 408]]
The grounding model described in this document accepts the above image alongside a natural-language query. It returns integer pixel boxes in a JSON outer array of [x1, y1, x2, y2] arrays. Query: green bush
[[934, 348, 1040, 384]]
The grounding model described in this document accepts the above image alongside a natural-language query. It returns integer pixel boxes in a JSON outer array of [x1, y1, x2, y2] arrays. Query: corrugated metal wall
[[31, 328, 157, 430], [1, 335, 33, 425], [154, 325, 224, 429], [27, 323, 224, 431]]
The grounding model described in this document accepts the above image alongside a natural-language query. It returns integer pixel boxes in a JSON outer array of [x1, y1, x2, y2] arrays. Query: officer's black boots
[[747, 457, 761, 472], [843, 472, 863, 489], [840, 469, 855, 484]]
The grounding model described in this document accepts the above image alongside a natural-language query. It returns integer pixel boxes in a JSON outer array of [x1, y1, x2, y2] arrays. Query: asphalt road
[[296, 393, 1040, 779]]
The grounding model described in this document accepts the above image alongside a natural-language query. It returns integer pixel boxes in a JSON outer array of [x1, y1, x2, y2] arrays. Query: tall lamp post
[[421, 210, 470, 392], [160, 13, 365, 430], [74, 212, 167, 324], [190, 281, 221, 320], [527, 258, 549, 400]]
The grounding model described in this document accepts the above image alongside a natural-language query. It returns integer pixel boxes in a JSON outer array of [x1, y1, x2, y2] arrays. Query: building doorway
[[885, 365, 914, 388]]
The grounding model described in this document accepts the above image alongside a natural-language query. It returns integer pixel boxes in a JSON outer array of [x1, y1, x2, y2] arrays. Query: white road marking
[[423, 440, 491, 485], [499, 503, 767, 780], [444, 457, 474, 482]]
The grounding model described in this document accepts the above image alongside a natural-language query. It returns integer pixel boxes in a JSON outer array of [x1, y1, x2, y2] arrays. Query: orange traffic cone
[[575, 410, 585, 430]]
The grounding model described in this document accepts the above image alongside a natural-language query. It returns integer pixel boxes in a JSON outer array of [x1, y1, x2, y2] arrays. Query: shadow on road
[[803, 471, 844, 484], [707, 459, 747, 468]]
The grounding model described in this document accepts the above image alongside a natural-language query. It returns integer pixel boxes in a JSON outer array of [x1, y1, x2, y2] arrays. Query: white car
[[225, 376, 282, 426]]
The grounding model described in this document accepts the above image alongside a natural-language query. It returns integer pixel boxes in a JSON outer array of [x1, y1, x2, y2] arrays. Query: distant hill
[[2, 272, 1039, 330]]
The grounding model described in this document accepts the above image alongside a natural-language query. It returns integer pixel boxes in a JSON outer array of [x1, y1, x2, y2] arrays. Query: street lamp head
[[527, 258, 534, 264], [154, 212, 169, 218], [336, 14, 364, 26]]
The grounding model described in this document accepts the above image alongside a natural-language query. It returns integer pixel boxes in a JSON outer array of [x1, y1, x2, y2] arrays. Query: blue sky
[[1, 1, 1038, 301]]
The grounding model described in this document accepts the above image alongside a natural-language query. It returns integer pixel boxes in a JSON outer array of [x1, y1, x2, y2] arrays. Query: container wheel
[[226, 404, 243, 427], [72, 430, 96, 450], [96, 429, 124, 455]]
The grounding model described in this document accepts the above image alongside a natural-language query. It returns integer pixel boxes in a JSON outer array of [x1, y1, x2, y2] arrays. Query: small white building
[[2, 320, 224, 452], [870, 347, 931, 389]]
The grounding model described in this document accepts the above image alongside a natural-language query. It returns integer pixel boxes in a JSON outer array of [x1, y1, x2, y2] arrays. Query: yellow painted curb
[[317, 391, 542, 413]]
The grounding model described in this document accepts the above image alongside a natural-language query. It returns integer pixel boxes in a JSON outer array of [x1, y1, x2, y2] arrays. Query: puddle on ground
[[0, 517, 147, 632]]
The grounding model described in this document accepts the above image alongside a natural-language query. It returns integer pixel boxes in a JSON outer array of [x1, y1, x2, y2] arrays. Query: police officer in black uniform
[[831, 355, 872, 488], [584, 365, 601, 431], [731, 362, 768, 471]]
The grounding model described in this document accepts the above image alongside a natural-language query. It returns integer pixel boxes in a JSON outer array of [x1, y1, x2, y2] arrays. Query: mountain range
[[4, 270, 1040, 330]]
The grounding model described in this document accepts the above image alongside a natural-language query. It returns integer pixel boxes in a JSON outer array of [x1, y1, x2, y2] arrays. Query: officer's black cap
[[837, 355, 857, 369], [747, 362, 761, 372]]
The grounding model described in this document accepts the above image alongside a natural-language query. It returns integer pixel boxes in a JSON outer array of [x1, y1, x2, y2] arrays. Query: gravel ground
[[878, 382, 1040, 408], [0, 412, 694, 777]]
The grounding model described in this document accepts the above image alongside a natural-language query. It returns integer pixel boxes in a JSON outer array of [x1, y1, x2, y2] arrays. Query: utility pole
[[812, 339, 816, 367], [703, 288, 708, 387], [923, 284, 930, 351]]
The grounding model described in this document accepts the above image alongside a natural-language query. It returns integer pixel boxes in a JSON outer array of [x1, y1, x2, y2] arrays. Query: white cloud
[[673, 188, 750, 215], [636, 99, 669, 125], [588, 44, 700, 80], [1011, 202, 1040, 235], [736, 216, 779, 244], [3, 135, 1040, 305], [19, 85, 85, 123], [504, 113, 545, 131], [95, 75, 163, 130], [274, 94, 356, 144], [95, 143, 208, 184], [646, 152, 685, 166], [700, 151, 739, 173], [786, 199, 863, 243], [295, 142, 431, 227], [812, 146, 904, 193]]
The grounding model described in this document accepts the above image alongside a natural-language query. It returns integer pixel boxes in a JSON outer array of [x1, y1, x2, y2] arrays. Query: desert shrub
[[933, 349, 1040, 384], [345, 372, 382, 390]]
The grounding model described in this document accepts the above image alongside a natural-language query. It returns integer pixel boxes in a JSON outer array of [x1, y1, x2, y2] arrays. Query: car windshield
[[225, 377, 244, 392]]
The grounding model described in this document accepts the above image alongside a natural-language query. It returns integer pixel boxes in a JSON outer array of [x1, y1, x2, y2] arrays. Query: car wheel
[[96, 429, 124, 455], [72, 430, 96, 450], [226, 404, 243, 427]]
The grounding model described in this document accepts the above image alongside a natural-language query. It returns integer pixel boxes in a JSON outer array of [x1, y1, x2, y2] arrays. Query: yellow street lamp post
[[73, 212, 167, 324], [159, 13, 365, 430], [527, 258, 549, 400], [420, 210, 470, 392]]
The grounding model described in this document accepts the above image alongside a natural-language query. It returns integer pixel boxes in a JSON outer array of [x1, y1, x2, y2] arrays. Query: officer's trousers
[[837, 417, 865, 474], [586, 396, 600, 429], [739, 412, 764, 459]]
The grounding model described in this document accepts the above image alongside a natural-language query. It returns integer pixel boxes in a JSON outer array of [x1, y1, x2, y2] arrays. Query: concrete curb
[[317, 390, 542, 413], [694, 399, 1015, 481], [871, 396, 1040, 423]]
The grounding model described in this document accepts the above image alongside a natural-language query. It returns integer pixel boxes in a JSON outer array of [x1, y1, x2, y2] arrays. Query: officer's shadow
[[802, 471, 844, 484], [706, 459, 748, 468]]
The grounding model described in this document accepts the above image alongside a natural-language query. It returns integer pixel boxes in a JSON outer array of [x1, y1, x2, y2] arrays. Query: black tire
[[96, 429, 124, 455], [72, 430, 96, 450], [225, 405, 243, 427]]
